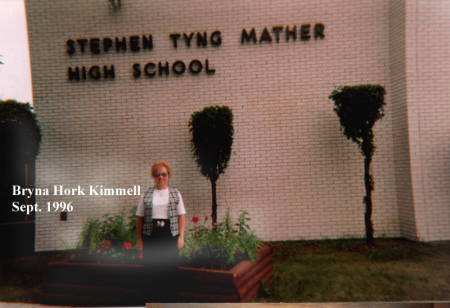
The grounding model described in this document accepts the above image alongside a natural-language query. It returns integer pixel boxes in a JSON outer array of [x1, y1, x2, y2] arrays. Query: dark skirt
[[141, 219, 179, 303]]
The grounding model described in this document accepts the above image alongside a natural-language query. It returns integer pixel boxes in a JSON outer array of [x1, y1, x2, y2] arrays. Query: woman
[[136, 160, 186, 302]]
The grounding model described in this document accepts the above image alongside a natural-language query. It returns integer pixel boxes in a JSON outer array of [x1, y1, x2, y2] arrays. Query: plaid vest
[[142, 187, 180, 236]]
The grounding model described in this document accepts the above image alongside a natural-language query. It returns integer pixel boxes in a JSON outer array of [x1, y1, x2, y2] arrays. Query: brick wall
[[390, 0, 418, 240], [403, 0, 450, 242], [26, 0, 402, 251], [389, 0, 450, 242]]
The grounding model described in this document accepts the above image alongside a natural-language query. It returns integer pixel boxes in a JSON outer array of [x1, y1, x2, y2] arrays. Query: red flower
[[205, 216, 209, 220], [103, 239, 111, 249], [139, 252, 143, 260], [192, 216, 199, 223], [123, 242, 132, 250]]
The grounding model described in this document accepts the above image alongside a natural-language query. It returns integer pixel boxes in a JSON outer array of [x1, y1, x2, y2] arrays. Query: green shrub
[[76, 207, 139, 262], [77, 218, 101, 253], [188, 105, 234, 224], [180, 209, 262, 270], [329, 85, 386, 245]]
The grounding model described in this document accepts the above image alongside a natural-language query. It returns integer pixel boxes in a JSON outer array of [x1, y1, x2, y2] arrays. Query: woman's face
[[153, 166, 169, 189]]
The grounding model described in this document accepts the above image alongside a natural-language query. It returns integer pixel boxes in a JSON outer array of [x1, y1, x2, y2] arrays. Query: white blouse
[[136, 188, 186, 219]]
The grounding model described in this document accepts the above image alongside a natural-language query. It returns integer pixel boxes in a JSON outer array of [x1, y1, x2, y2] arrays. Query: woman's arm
[[177, 214, 185, 250]]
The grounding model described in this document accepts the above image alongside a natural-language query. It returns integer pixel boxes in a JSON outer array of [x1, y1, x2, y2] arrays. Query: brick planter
[[40, 245, 273, 305], [178, 245, 273, 302], [41, 261, 146, 306]]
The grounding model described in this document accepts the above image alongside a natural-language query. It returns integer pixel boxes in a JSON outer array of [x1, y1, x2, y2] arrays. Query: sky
[[0, 0, 33, 104]]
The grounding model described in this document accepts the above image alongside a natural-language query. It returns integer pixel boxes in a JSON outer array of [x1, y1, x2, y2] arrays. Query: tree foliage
[[188, 105, 234, 224], [0, 99, 42, 159], [329, 85, 386, 245]]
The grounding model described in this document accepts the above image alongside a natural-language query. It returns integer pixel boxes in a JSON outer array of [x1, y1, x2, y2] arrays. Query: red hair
[[151, 160, 171, 178]]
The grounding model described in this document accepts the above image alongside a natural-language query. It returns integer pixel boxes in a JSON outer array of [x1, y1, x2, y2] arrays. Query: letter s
[[133, 63, 141, 78], [67, 39, 75, 55], [12, 201, 19, 212]]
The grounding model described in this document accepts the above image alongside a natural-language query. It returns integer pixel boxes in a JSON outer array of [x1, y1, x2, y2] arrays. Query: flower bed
[[180, 210, 262, 270], [40, 245, 272, 305], [40, 208, 272, 304], [75, 208, 142, 264]]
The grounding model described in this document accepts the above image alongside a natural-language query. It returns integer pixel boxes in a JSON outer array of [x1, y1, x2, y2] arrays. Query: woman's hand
[[178, 214, 185, 250], [177, 235, 184, 250], [137, 238, 143, 252], [136, 217, 143, 252]]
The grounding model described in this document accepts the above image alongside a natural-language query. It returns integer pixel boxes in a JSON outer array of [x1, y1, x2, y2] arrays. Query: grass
[[0, 238, 449, 304], [0, 251, 70, 303], [253, 238, 450, 302]]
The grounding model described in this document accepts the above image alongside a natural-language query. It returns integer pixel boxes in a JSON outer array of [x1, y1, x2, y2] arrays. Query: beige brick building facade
[[24, 0, 450, 251]]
